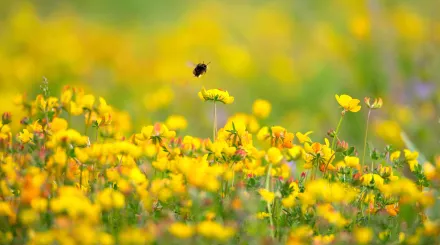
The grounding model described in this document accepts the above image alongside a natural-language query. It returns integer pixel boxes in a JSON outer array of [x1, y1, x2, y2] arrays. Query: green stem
[[331, 114, 344, 150], [265, 163, 275, 239], [213, 102, 217, 141], [362, 109, 371, 169]]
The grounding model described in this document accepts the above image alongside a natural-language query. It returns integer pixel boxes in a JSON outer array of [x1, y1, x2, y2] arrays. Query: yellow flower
[[266, 147, 283, 164], [198, 87, 234, 104], [169, 222, 194, 239], [97, 189, 125, 211], [404, 149, 419, 172], [197, 221, 235, 241], [18, 129, 33, 143], [79, 94, 95, 110], [423, 163, 436, 180], [282, 194, 296, 208], [335, 94, 361, 112], [99, 233, 114, 245], [165, 115, 188, 131], [313, 234, 335, 245], [252, 99, 271, 119], [354, 227, 373, 244], [296, 131, 313, 144], [360, 173, 384, 189], [258, 188, 275, 203], [31, 198, 48, 212], [256, 212, 270, 219], [344, 156, 360, 170], [51, 117, 68, 133], [390, 151, 401, 161]]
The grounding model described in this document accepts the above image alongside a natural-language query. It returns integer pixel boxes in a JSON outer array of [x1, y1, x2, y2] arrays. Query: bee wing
[[186, 61, 196, 68]]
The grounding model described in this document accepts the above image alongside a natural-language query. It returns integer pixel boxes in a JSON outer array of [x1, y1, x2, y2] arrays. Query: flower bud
[[327, 129, 336, 138], [336, 140, 349, 152], [2, 112, 11, 124], [365, 97, 383, 109], [20, 117, 30, 125], [235, 148, 247, 160]]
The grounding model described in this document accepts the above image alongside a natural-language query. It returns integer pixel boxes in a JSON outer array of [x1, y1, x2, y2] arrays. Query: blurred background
[[0, 0, 439, 158]]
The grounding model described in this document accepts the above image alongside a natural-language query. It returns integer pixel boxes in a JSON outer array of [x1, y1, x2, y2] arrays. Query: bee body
[[193, 62, 209, 77]]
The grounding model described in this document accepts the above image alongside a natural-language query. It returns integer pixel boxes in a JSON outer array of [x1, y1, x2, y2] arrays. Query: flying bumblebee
[[192, 62, 210, 77]]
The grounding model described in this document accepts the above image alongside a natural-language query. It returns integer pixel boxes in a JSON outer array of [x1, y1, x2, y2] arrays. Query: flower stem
[[363, 109, 372, 170], [213, 102, 217, 141], [331, 115, 344, 150], [265, 163, 275, 239]]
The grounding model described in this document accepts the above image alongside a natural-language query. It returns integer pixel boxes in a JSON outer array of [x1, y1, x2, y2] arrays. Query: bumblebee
[[192, 62, 210, 77]]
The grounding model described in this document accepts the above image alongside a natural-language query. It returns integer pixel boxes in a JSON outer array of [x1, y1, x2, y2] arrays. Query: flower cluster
[[0, 86, 438, 245]]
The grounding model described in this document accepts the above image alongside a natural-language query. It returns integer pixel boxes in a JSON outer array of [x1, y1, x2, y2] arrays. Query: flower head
[[198, 87, 234, 104], [335, 94, 361, 112], [252, 99, 271, 119], [165, 115, 188, 131], [364, 97, 383, 109], [18, 129, 33, 143], [169, 222, 194, 239]]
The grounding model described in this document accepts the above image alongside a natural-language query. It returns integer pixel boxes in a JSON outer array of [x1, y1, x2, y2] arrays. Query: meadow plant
[[0, 80, 438, 245]]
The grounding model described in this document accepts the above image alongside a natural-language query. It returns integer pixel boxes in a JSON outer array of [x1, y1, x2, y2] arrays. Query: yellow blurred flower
[[256, 212, 270, 219], [169, 222, 194, 239], [18, 129, 33, 143], [197, 221, 235, 241], [258, 188, 275, 203], [374, 120, 403, 147], [198, 87, 234, 104], [165, 115, 188, 131], [252, 99, 271, 119], [335, 94, 361, 112], [143, 87, 174, 112], [350, 15, 370, 40], [404, 149, 419, 172], [97, 188, 126, 211], [354, 227, 373, 244], [313, 234, 335, 245], [266, 147, 283, 164], [51, 117, 68, 133]]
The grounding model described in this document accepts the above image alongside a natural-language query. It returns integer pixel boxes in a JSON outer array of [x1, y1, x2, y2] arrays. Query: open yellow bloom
[[18, 129, 33, 143], [335, 94, 361, 112], [344, 156, 360, 170], [360, 173, 384, 189], [296, 131, 312, 144], [404, 149, 419, 172], [266, 147, 283, 164], [258, 189, 275, 203], [198, 87, 234, 104]]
